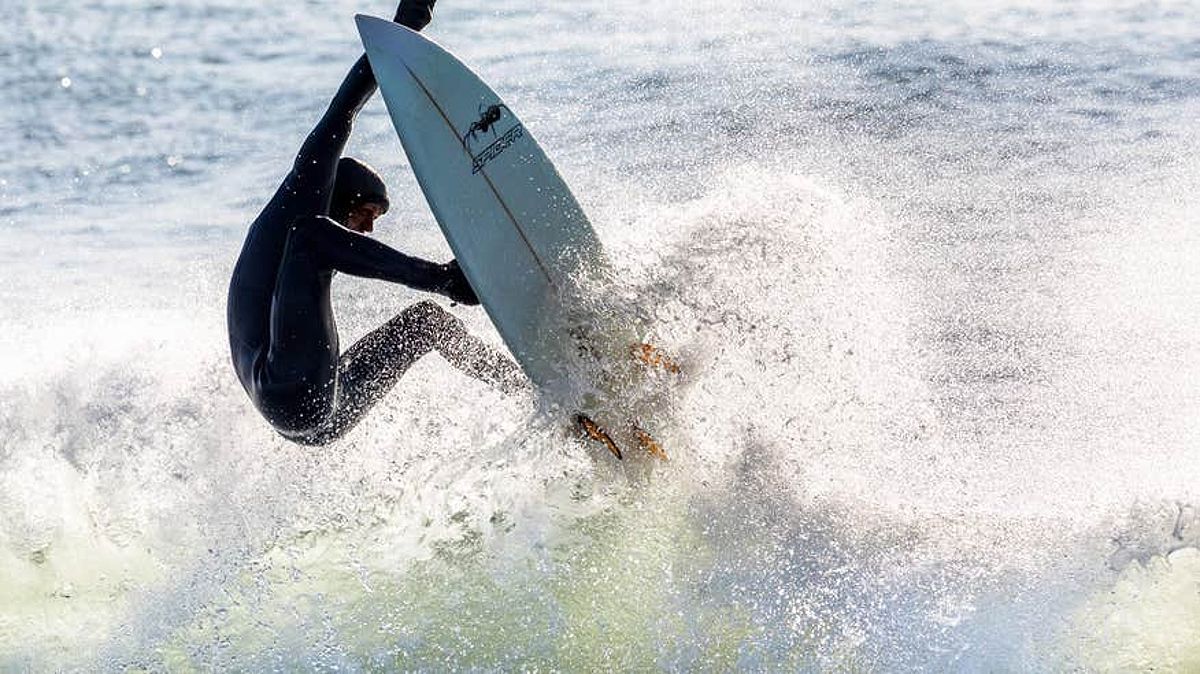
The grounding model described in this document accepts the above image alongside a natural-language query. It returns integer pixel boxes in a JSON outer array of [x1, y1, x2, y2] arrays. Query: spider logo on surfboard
[[460, 103, 524, 174]]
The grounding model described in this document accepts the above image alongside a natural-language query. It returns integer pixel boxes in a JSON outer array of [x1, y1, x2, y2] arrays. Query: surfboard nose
[[355, 14, 395, 46], [357, 13, 436, 73]]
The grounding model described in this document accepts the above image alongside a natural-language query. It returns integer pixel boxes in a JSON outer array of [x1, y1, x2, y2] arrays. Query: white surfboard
[[356, 14, 610, 388], [358, 16, 675, 461]]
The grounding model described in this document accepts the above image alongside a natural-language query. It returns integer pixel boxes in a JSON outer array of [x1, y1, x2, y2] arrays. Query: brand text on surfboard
[[470, 125, 524, 174]]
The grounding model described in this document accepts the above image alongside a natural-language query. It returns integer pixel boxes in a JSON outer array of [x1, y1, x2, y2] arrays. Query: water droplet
[[151, 47, 163, 59], [166, 155, 181, 167], [119, 164, 132, 175], [59, 77, 72, 89], [135, 85, 147, 96]]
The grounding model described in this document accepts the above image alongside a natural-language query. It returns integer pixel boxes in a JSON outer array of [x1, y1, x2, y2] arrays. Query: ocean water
[[2, 0, 1199, 670]]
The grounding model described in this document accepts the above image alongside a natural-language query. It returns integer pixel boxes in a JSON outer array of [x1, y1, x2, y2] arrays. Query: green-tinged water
[[150, 483, 741, 670]]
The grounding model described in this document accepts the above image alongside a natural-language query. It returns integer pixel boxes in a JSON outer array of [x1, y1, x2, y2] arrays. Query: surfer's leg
[[343, 301, 524, 400], [309, 301, 526, 442], [411, 301, 527, 395]]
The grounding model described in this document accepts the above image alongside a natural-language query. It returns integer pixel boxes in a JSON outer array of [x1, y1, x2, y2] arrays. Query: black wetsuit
[[227, 12, 480, 444]]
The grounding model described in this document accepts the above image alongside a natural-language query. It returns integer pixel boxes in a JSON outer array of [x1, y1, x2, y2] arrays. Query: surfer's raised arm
[[292, 1, 438, 187], [291, 55, 377, 181]]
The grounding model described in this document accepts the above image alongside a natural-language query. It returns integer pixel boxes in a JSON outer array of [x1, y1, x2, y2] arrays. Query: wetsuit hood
[[332, 157, 389, 221]]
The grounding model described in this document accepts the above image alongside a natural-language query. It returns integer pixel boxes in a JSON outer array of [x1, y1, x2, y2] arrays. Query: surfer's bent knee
[[382, 300, 462, 356], [419, 299, 467, 336], [406, 299, 444, 319]]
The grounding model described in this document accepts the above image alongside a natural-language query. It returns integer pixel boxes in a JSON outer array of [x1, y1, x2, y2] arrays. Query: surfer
[[226, 0, 524, 445]]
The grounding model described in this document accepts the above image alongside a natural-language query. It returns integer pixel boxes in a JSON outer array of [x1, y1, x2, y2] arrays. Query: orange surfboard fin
[[632, 343, 681, 374], [633, 425, 669, 461], [574, 414, 623, 460]]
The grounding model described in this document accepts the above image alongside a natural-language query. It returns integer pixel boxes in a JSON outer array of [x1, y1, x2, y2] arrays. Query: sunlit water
[[2, 0, 1199, 670]]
